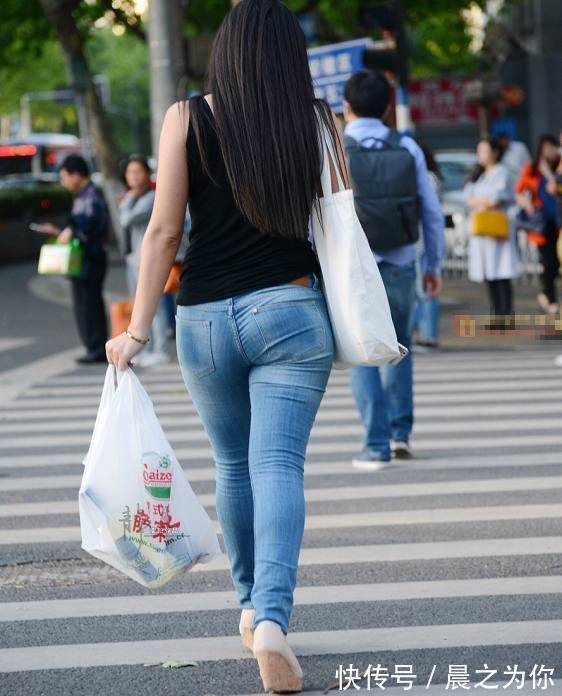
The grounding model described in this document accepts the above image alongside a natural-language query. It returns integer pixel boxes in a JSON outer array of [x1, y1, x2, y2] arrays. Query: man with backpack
[[343, 69, 445, 467]]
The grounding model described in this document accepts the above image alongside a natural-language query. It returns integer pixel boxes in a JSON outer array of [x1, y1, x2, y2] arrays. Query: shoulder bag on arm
[[311, 119, 407, 369]]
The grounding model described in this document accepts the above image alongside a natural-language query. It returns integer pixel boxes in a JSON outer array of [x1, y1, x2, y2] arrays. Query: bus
[[0, 134, 89, 261], [0, 133, 84, 187]]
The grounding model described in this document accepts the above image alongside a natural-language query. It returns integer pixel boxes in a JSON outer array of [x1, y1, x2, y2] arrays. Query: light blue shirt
[[344, 118, 445, 276]]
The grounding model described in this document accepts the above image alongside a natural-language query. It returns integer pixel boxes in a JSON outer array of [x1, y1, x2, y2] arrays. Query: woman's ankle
[[254, 618, 287, 636]]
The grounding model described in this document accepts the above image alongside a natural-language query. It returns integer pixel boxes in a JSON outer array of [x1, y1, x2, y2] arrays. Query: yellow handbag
[[471, 210, 510, 239]]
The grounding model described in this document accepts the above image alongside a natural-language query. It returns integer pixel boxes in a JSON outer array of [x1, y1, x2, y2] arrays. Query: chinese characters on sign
[[308, 38, 375, 113], [408, 78, 480, 124], [334, 663, 556, 691]]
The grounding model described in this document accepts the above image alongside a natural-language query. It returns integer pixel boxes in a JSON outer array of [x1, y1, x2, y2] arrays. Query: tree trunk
[[39, 0, 124, 248]]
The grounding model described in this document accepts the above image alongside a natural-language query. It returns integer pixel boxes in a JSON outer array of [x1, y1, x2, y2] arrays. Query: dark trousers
[[485, 278, 513, 318], [538, 219, 560, 304], [70, 254, 108, 356]]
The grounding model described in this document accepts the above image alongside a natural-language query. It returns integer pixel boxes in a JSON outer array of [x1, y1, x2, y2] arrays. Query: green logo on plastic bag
[[142, 451, 173, 500]]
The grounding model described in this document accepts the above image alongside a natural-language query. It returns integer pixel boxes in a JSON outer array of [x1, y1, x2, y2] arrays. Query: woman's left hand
[[105, 332, 146, 371]]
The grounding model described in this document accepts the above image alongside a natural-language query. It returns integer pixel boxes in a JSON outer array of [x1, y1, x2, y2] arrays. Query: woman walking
[[515, 134, 561, 314], [105, 1, 347, 691], [119, 155, 171, 366], [464, 137, 520, 329]]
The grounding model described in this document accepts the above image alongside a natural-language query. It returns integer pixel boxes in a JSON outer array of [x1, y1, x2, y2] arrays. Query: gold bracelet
[[125, 329, 150, 345]]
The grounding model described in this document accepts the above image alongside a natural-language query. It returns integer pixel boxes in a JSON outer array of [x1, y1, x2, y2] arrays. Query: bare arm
[[467, 196, 497, 211], [129, 104, 188, 338], [106, 102, 189, 370]]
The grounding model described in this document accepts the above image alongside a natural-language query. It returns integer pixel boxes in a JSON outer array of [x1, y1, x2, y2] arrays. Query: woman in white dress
[[464, 138, 521, 328]]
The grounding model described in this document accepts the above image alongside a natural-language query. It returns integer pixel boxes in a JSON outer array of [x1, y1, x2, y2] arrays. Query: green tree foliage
[[0, 0, 503, 144], [182, 0, 492, 76]]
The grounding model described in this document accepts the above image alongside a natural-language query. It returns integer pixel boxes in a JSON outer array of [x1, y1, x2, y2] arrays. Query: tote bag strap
[[317, 115, 345, 197]]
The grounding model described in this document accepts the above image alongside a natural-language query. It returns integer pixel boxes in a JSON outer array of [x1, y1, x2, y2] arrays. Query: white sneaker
[[352, 459, 393, 471], [136, 351, 171, 368], [352, 449, 393, 471], [391, 441, 412, 459]]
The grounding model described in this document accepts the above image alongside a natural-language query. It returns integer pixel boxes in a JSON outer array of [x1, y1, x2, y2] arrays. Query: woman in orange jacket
[[515, 134, 560, 314]]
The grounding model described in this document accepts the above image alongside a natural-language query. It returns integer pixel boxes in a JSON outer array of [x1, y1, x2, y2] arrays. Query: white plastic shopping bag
[[82, 365, 115, 469], [311, 117, 407, 369], [79, 365, 223, 589]]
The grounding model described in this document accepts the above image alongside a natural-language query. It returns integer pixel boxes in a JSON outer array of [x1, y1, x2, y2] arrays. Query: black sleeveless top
[[176, 96, 319, 306]]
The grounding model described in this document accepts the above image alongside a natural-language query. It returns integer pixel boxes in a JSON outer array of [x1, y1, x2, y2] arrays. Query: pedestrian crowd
[[463, 130, 562, 327]]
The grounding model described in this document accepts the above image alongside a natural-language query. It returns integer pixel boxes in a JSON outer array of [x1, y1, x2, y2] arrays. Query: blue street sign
[[491, 116, 518, 141], [308, 38, 375, 113]]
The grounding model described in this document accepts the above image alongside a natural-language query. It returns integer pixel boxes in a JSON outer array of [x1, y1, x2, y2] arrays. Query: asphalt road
[[1, 260, 562, 695]]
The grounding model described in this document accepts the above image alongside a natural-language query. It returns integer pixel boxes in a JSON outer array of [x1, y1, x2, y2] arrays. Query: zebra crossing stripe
[[1, 505, 561, 544], [19, 376, 562, 399], [1, 472, 561, 497], [31, 366, 562, 388], [2, 433, 562, 462], [3, 388, 561, 412], [3, 415, 562, 449], [2, 576, 560, 622], [0, 535, 560, 563], [1, 449, 561, 473], [1, 619, 561, 672], [3, 400, 562, 433]]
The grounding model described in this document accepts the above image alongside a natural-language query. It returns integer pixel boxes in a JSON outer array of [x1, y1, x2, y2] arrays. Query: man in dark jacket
[[39, 155, 109, 363]]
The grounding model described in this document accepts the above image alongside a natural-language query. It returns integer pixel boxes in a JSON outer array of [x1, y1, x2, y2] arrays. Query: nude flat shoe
[[239, 608, 255, 650], [253, 619, 303, 694]]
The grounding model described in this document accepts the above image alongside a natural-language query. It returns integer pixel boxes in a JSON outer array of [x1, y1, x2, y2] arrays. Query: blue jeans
[[349, 261, 417, 460], [411, 296, 440, 342], [175, 275, 333, 634]]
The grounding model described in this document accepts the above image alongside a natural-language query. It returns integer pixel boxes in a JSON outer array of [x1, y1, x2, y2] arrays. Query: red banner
[[408, 78, 479, 124]]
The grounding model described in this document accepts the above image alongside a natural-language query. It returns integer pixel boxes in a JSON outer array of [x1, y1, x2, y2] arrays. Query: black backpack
[[344, 131, 420, 252]]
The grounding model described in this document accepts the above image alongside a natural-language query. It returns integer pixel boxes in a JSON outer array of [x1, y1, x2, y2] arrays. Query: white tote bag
[[79, 366, 223, 589], [311, 120, 407, 369]]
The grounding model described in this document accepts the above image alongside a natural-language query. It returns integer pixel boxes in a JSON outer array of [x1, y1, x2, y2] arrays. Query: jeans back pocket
[[251, 298, 327, 362], [176, 317, 216, 379]]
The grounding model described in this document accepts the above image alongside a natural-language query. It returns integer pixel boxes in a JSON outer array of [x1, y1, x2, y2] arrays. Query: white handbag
[[311, 119, 408, 369]]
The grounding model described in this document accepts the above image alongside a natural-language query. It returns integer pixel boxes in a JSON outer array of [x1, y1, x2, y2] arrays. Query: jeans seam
[[229, 314, 252, 366]]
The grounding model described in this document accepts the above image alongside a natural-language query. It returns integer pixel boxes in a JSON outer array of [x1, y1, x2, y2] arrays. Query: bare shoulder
[[161, 101, 190, 143]]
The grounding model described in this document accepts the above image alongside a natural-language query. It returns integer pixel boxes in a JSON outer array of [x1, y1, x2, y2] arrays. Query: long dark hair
[[467, 137, 505, 183], [531, 134, 559, 176], [189, 0, 342, 241]]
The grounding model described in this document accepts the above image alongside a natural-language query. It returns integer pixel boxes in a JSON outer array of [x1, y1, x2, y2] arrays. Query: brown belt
[[289, 274, 311, 287]]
